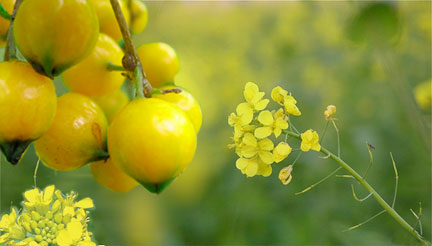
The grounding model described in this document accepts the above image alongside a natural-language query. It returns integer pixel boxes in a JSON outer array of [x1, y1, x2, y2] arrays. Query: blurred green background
[[1, 1, 431, 245]]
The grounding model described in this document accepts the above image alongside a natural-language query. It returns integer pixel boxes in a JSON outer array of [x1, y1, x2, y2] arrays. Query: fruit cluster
[[0, 0, 202, 194]]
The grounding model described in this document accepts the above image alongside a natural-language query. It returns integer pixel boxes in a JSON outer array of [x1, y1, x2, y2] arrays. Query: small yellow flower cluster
[[323, 105, 336, 121], [228, 82, 298, 177], [0, 185, 96, 246]]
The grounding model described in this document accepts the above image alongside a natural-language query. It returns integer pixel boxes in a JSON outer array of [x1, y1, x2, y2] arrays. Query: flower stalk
[[109, 0, 153, 98], [4, 0, 23, 61], [285, 130, 430, 246]]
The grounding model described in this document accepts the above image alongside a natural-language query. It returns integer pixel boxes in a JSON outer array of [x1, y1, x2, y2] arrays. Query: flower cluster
[[228, 82, 301, 177], [0, 185, 96, 246]]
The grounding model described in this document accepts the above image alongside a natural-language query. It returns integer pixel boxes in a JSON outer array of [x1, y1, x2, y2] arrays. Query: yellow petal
[[57, 230, 73, 246], [254, 98, 269, 111], [271, 86, 288, 104], [311, 143, 321, 152], [300, 141, 311, 152], [241, 145, 257, 158], [236, 103, 253, 125], [67, 221, 83, 241], [257, 162, 272, 177], [279, 165, 293, 185], [244, 160, 258, 177], [43, 185, 55, 202], [254, 127, 272, 139], [75, 198, 94, 209], [257, 110, 273, 125], [244, 82, 259, 102], [274, 118, 288, 130], [242, 133, 257, 147], [273, 142, 292, 163], [236, 158, 249, 170], [258, 138, 274, 151], [63, 206, 75, 217], [259, 151, 274, 164], [0, 233, 9, 243], [24, 189, 40, 203]]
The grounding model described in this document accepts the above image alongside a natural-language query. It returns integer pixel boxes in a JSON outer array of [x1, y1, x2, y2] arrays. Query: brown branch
[[4, 0, 24, 61], [109, 0, 152, 98]]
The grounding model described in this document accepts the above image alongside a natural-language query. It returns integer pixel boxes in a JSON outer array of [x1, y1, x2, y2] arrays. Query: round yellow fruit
[[92, 90, 129, 123], [34, 93, 109, 171], [153, 86, 202, 133], [63, 33, 125, 97], [0, 0, 15, 44], [13, 0, 99, 77], [137, 42, 179, 88], [108, 98, 197, 193], [130, 0, 148, 34], [90, 158, 138, 192], [90, 0, 130, 42], [0, 61, 56, 164]]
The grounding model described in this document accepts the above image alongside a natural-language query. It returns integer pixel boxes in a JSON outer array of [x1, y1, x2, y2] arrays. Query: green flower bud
[[40, 241, 48, 246], [31, 211, 41, 221], [22, 222, 32, 233], [45, 211, 53, 219], [38, 220, 45, 228], [34, 228, 41, 235], [54, 213, 63, 224], [35, 235, 43, 242], [30, 221, 38, 230], [63, 214, 71, 224], [57, 223, 65, 230]]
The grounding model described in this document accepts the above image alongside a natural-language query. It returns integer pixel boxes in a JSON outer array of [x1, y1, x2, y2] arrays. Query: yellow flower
[[0, 185, 96, 245], [414, 79, 431, 111], [237, 82, 269, 114], [271, 86, 288, 105], [284, 94, 301, 116], [254, 109, 289, 138], [240, 133, 274, 164], [23, 185, 55, 215], [236, 156, 272, 177], [279, 165, 293, 185], [324, 105, 336, 121], [0, 208, 26, 243], [273, 142, 292, 163], [300, 129, 321, 152]]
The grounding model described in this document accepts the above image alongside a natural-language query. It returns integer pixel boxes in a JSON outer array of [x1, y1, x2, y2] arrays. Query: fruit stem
[[106, 62, 126, 71], [109, 0, 153, 98], [4, 0, 23, 61], [0, 3, 11, 20]]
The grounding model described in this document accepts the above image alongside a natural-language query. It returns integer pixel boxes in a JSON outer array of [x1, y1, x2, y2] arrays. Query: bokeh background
[[1, 1, 431, 245]]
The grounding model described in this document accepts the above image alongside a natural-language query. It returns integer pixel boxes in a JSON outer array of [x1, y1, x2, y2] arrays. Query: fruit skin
[[63, 34, 125, 97], [91, 90, 129, 123], [0, 61, 57, 164], [90, 158, 138, 192], [0, 0, 15, 44], [90, 0, 130, 42], [153, 86, 202, 133], [137, 43, 179, 88], [34, 93, 109, 171], [108, 98, 197, 193], [13, 0, 99, 78], [130, 0, 148, 34]]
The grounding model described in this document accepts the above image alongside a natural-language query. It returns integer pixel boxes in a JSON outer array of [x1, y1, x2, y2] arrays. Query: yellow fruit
[[137, 42, 179, 88], [63, 34, 125, 97], [91, 90, 129, 123], [34, 93, 109, 171], [130, 0, 148, 34], [90, 0, 130, 42], [0, 0, 15, 43], [153, 86, 202, 133], [0, 61, 56, 164], [108, 98, 197, 193], [90, 158, 138, 192], [13, 0, 99, 78]]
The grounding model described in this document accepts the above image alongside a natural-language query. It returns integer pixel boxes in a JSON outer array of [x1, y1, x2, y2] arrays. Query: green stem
[[4, 0, 23, 61], [106, 62, 126, 71], [109, 0, 153, 98], [286, 130, 430, 245]]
